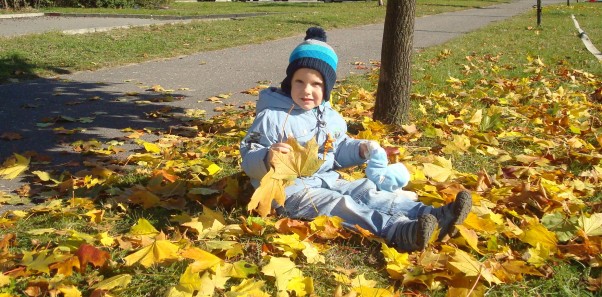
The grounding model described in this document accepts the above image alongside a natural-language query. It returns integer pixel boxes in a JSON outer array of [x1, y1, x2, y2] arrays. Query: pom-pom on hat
[[281, 27, 338, 101]]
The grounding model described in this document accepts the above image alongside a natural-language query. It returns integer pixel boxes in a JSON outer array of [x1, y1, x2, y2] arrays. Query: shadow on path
[[0, 53, 72, 83], [0, 55, 191, 191]]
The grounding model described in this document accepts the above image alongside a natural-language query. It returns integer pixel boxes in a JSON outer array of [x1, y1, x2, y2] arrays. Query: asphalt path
[[0, 0, 566, 209], [0, 16, 192, 37]]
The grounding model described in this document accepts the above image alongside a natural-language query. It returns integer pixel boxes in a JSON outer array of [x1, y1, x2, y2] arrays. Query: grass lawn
[[1, 1, 601, 297], [0, 0, 512, 83]]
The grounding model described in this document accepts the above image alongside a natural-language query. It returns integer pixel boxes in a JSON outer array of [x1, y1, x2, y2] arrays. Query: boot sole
[[416, 214, 437, 250], [442, 190, 472, 240]]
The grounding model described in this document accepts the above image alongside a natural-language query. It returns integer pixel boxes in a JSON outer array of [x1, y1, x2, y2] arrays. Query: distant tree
[[373, 0, 415, 125]]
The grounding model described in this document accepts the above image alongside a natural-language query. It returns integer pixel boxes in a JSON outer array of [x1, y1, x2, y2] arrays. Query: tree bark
[[374, 0, 415, 126]]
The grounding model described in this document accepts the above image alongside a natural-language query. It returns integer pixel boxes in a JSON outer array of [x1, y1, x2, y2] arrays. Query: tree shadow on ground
[[0, 55, 193, 191], [0, 53, 71, 84]]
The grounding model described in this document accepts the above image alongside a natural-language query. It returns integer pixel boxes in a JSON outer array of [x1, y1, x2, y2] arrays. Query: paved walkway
[[0, 12, 273, 36], [0, 0, 565, 202], [0, 15, 190, 37]]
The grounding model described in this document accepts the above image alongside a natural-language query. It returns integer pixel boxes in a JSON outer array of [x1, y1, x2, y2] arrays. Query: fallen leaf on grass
[[75, 244, 110, 273], [0, 132, 22, 140], [123, 240, 180, 268], [0, 153, 29, 180]]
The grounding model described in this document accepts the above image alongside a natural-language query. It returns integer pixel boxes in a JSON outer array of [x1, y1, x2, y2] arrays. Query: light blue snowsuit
[[240, 87, 432, 244]]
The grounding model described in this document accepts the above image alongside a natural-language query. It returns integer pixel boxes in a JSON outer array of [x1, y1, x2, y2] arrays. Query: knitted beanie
[[281, 27, 338, 101]]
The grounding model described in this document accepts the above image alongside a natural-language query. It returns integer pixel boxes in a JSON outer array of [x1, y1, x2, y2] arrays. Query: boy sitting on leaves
[[240, 27, 471, 252]]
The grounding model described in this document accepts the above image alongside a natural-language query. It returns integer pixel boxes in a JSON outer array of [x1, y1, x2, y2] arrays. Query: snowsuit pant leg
[[279, 178, 432, 240]]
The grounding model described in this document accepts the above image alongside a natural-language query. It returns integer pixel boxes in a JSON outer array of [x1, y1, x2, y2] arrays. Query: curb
[[60, 19, 193, 35], [0, 12, 44, 19], [44, 11, 276, 20], [0, 11, 277, 20]]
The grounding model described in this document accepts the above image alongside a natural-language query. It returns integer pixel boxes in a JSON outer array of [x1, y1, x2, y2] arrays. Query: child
[[240, 27, 471, 252]]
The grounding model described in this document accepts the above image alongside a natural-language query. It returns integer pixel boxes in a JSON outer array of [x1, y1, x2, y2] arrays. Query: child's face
[[291, 68, 324, 110]]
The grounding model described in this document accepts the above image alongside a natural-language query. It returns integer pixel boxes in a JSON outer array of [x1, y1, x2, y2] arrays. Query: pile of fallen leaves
[[1, 54, 601, 297]]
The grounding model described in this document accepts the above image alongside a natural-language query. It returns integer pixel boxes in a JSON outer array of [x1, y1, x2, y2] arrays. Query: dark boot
[[390, 214, 437, 252], [430, 190, 472, 241]]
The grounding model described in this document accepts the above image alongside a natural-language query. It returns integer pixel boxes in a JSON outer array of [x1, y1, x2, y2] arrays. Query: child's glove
[[364, 141, 411, 192]]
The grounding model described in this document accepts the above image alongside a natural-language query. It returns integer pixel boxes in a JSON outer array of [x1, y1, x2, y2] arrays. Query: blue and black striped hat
[[281, 27, 338, 101]]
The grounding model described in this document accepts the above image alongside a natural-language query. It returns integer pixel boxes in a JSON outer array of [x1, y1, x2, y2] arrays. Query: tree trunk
[[374, 0, 415, 126], [378, 0, 384, 7]]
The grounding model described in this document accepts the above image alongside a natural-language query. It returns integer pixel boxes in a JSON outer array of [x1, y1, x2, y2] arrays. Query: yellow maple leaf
[[178, 266, 203, 293], [128, 188, 161, 209], [248, 169, 290, 217], [0, 153, 29, 180], [381, 243, 411, 279], [350, 273, 378, 288], [22, 250, 68, 274], [0, 274, 10, 287], [129, 218, 159, 236], [456, 225, 482, 254], [228, 279, 269, 296], [310, 215, 346, 239], [526, 243, 550, 267], [141, 141, 162, 154], [262, 256, 304, 297], [576, 213, 602, 237], [441, 134, 472, 155], [422, 162, 453, 182], [301, 242, 325, 264], [220, 261, 259, 279], [91, 274, 132, 290], [520, 217, 557, 252], [123, 240, 180, 268], [97, 232, 115, 247], [181, 247, 223, 272], [514, 154, 550, 166], [449, 249, 501, 284], [181, 218, 205, 235], [287, 276, 314, 297], [352, 286, 395, 297], [49, 255, 80, 277], [198, 205, 226, 227], [85, 209, 104, 224], [271, 137, 325, 180], [272, 233, 305, 259], [469, 109, 483, 124], [203, 264, 230, 291], [248, 137, 324, 217], [56, 285, 82, 297]]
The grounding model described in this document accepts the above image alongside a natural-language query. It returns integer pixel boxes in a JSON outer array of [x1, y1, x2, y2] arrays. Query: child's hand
[[267, 142, 293, 167], [364, 143, 410, 192]]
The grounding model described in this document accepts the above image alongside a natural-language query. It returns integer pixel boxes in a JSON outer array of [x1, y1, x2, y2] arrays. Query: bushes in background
[[1, 0, 174, 9]]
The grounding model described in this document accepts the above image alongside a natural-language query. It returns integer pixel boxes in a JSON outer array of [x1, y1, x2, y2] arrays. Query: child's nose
[[304, 84, 312, 93]]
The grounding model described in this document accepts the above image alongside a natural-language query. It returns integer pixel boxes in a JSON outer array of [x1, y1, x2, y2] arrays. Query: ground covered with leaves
[[1, 53, 601, 296], [2, 11, 602, 297]]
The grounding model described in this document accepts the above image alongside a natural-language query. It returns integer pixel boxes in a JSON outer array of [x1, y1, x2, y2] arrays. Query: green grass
[[411, 3, 602, 96], [32, 0, 513, 16], [407, 3, 602, 175], [486, 262, 601, 296], [0, 0, 511, 83]]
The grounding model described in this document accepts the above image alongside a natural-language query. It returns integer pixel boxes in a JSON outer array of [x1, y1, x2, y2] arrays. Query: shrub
[[1, 0, 173, 9]]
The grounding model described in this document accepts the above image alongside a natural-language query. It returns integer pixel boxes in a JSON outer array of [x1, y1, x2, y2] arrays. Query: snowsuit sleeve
[[331, 113, 366, 169], [240, 110, 282, 181]]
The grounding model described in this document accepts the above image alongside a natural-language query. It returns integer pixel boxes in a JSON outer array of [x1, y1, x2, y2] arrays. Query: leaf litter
[[0, 55, 600, 296]]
